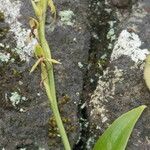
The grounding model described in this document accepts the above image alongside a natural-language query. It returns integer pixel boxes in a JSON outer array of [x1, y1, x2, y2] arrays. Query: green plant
[[30, 0, 71, 150], [93, 105, 146, 150], [29, 1, 146, 150], [144, 54, 150, 90]]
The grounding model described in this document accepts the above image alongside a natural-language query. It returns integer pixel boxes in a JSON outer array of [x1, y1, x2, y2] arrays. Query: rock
[[0, 0, 90, 149], [87, 0, 150, 149], [111, 0, 130, 8]]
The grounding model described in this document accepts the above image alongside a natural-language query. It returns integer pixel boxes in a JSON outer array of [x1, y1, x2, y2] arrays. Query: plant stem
[[37, 0, 71, 149]]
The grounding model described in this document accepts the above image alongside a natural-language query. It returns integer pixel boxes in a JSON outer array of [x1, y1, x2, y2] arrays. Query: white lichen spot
[[18, 81, 23, 85], [145, 136, 150, 144], [92, 32, 99, 40], [19, 148, 26, 150], [107, 21, 116, 43], [102, 116, 108, 123], [90, 78, 94, 83], [108, 43, 113, 49], [38, 148, 45, 150], [9, 92, 27, 107], [107, 28, 115, 38], [76, 92, 80, 96], [9, 92, 21, 107], [86, 137, 95, 150], [10, 58, 15, 63], [73, 37, 77, 42], [0, 0, 37, 62], [78, 62, 83, 68], [0, 43, 4, 47], [37, 92, 41, 96], [105, 8, 112, 13], [59, 10, 75, 26], [0, 52, 10, 62], [19, 108, 25, 112], [81, 102, 86, 109], [111, 30, 149, 63]]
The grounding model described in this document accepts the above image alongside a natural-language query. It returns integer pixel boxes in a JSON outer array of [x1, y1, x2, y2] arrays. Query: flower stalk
[[30, 0, 71, 149]]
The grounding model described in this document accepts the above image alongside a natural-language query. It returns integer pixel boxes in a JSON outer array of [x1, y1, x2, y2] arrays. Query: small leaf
[[46, 58, 61, 64], [30, 58, 42, 73], [93, 105, 146, 150], [48, 0, 56, 19]]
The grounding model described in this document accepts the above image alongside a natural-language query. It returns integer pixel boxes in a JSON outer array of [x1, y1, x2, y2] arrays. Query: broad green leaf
[[93, 105, 146, 150]]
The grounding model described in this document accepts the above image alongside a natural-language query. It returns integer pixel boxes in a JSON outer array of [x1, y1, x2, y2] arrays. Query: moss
[[58, 94, 71, 105]]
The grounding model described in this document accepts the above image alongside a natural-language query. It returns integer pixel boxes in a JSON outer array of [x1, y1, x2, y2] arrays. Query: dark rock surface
[[0, 0, 90, 149], [111, 0, 130, 8], [87, 0, 150, 149], [0, 0, 150, 150]]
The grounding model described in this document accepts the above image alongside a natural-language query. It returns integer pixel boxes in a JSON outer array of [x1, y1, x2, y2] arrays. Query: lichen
[[0, 0, 37, 62], [90, 67, 124, 123], [78, 62, 83, 68], [86, 137, 95, 150], [9, 91, 27, 107], [0, 52, 10, 62], [38, 148, 45, 150], [59, 10, 75, 26], [107, 21, 116, 50], [111, 30, 149, 63]]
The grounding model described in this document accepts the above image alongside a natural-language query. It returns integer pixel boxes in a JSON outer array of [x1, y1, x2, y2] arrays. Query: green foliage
[[30, 0, 71, 150], [30, 1, 146, 150], [93, 105, 146, 150]]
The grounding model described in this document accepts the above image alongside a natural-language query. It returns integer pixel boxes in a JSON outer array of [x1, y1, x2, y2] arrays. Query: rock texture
[[88, 0, 150, 149], [0, 0, 89, 149], [0, 0, 150, 149], [111, 0, 130, 8]]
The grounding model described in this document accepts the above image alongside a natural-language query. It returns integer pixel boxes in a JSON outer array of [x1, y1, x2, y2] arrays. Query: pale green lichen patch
[[90, 67, 124, 124], [107, 21, 116, 50], [59, 10, 75, 26], [0, 0, 37, 62], [0, 52, 10, 62], [78, 62, 83, 68], [111, 30, 149, 63], [9, 91, 27, 107]]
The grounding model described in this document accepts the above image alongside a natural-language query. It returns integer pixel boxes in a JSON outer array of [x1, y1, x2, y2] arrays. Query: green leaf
[[93, 105, 146, 150]]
